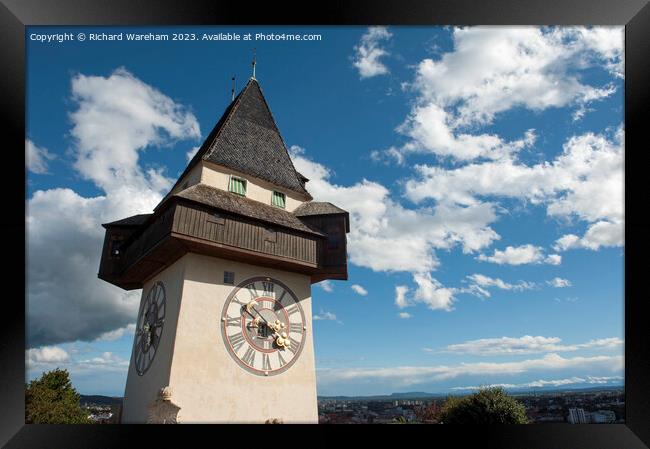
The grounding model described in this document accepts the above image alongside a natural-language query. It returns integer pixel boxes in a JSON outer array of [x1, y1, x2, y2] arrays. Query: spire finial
[[251, 48, 257, 80], [231, 75, 236, 101]]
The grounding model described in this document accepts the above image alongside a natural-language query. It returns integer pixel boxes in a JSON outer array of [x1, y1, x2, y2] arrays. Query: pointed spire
[[251, 48, 257, 80]]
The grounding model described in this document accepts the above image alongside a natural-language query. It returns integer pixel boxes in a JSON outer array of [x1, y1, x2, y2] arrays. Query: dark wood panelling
[[99, 199, 349, 290], [172, 203, 318, 265]]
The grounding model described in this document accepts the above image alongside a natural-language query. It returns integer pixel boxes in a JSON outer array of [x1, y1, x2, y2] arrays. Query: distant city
[[80, 386, 624, 424], [317, 387, 624, 424]]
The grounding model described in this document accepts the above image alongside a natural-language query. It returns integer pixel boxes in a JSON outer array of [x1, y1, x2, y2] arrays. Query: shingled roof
[[102, 214, 152, 228], [294, 202, 348, 217], [174, 184, 324, 237], [167, 78, 311, 203]]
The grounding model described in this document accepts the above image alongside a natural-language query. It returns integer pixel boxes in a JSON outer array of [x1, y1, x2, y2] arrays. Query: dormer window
[[229, 176, 247, 196], [272, 191, 286, 208]]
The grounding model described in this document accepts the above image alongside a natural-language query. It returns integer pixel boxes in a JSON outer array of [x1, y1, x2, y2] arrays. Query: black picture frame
[[4, 0, 648, 446]]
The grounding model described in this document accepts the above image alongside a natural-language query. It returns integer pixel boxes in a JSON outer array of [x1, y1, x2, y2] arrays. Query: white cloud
[[290, 146, 505, 313], [477, 244, 560, 265], [290, 146, 500, 274], [186, 145, 200, 162], [26, 138, 56, 174], [398, 312, 412, 319], [451, 375, 624, 391], [352, 27, 393, 79], [412, 272, 455, 311], [70, 67, 199, 192], [95, 323, 136, 341], [384, 26, 622, 163], [26, 346, 70, 364], [317, 280, 334, 293], [351, 284, 368, 296], [395, 286, 410, 308], [554, 220, 624, 251], [406, 129, 624, 253], [393, 275, 455, 312], [317, 353, 623, 386], [27, 68, 200, 347], [547, 277, 572, 288], [313, 310, 338, 321], [463, 274, 536, 298], [442, 335, 623, 356]]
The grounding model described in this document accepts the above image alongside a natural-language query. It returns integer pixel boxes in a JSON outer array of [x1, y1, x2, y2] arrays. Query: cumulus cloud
[[27, 68, 200, 347], [547, 277, 572, 288], [26, 346, 70, 364], [352, 27, 393, 79], [351, 284, 368, 296], [398, 312, 412, 319], [290, 146, 499, 310], [27, 346, 130, 379], [554, 220, 624, 251], [317, 353, 623, 386], [406, 128, 624, 253], [382, 26, 622, 163], [26, 138, 56, 174], [463, 274, 536, 298], [95, 323, 136, 342], [393, 274, 456, 311], [441, 335, 623, 356], [477, 244, 561, 266]]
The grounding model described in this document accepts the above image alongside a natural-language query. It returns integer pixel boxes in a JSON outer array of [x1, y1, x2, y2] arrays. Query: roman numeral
[[285, 304, 300, 316], [224, 316, 241, 327], [246, 283, 258, 299], [290, 322, 303, 333], [262, 281, 274, 297], [277, 351, 287, 368], [287, 336, 300, 354], [261, 339, 272, 350], [262, 353, 272, 371], [136, 351, 144, 371], [229, 332, 246, 352], [242, 347, 256, 366], [274, 291, 287, 309], [232, 296, 247, 307], [261, 300, 273, 310]]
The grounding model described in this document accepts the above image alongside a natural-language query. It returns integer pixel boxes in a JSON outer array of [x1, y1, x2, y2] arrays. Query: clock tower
[[98, 76, 349, 423]]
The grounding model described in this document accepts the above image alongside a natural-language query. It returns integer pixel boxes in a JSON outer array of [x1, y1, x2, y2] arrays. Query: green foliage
[[25, 369, 90, 424], [415, 402, 440, 423], [438, 387, 529, 424], [393, 415, 408, 423]]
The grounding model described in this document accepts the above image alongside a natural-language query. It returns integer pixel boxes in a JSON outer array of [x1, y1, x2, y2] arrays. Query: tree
[[438, 387, 529, 424], [416, 400, 441, 423], [25, 369, 90, 424]]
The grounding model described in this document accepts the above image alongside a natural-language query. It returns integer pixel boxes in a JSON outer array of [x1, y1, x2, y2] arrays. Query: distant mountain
[[318, 385, 623, 401], [80, 395, 123, 406], [318, 391, 443, 401]]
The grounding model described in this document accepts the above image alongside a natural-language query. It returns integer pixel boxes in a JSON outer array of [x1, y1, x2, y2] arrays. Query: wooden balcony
[[99, 195, 348, 290]]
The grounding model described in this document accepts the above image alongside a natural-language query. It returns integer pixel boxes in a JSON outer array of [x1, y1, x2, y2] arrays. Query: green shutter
[[272, 191, 286, 208], [229, 177, 246, 196]]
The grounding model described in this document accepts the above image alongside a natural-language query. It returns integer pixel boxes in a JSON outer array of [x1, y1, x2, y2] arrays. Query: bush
[[25, 369, 90, 424], [438, 387, 529, 424]]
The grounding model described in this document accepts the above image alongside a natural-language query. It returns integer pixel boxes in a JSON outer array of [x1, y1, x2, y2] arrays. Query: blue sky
[[26, 26, 624, 396]]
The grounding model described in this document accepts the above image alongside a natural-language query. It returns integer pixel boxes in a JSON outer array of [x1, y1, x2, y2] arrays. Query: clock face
[[220, 276, 306, 376], [134, 281, 166, 376]]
